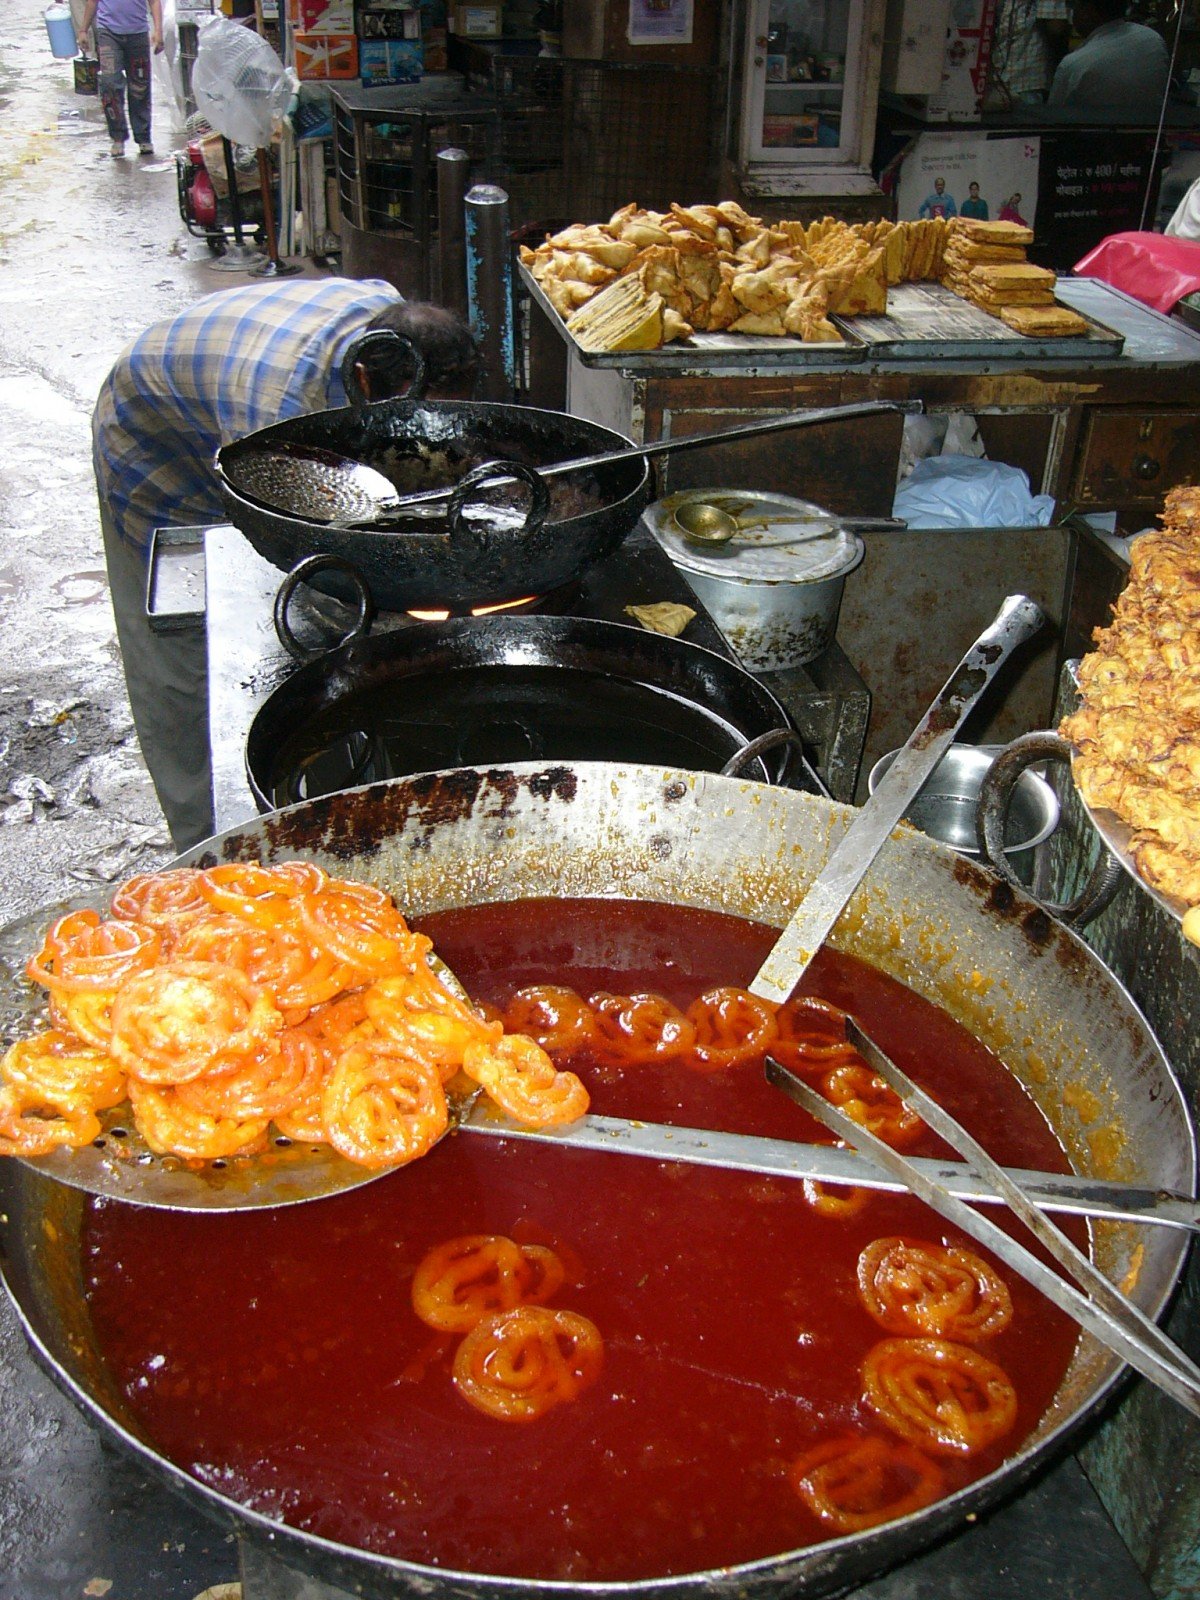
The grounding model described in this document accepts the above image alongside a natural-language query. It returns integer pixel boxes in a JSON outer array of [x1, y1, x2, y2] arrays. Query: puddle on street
[[55, 570, 107, 606]]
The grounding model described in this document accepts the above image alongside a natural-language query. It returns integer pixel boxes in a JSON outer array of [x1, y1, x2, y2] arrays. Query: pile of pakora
[[520, 202, 954, 348], [1060, 485, 1200, 938], [521, 203, 1084, 350]]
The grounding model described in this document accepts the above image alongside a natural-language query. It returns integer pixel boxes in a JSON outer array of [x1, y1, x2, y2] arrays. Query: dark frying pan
[[216, 331, 653, 612], [215, 332, 912, 613], [245, 610, 813, 811]]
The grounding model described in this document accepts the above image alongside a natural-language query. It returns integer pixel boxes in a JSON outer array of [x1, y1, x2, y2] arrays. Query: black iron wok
[[216, 385, 653, 612], [214, 333, 911, 613], [0, 764, 1192, 1600], [245, 610, 813, 810]]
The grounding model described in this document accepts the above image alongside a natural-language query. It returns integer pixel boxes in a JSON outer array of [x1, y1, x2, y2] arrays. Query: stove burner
[[406, 592, 543, 621]]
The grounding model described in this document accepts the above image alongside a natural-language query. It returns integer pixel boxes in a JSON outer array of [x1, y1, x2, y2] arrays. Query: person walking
[[76, 0, 164, 158]]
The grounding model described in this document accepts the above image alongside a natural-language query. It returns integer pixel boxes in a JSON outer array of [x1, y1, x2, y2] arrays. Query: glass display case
[[737, 0, 887, 197]]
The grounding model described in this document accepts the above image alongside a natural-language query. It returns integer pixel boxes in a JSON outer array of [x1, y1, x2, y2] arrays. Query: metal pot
[[868, 742, 1060, 885], [646, 489, 866, 669], [0, 764, 1192, 1600]]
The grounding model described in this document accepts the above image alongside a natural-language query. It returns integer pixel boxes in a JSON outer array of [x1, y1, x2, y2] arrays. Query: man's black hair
[[360, 301, 478, 394]]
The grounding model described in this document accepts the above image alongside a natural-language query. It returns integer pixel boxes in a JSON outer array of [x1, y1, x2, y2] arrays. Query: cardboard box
[[292, 0, 353, 32], [924, 0, 996, 123], [293, 31, 359, 77], [422, 22, 447, 70], [358, 4, 420, 37], [449, 4, 501, 38], [359, 37, 423, 82], [762, 114, 818, 148]]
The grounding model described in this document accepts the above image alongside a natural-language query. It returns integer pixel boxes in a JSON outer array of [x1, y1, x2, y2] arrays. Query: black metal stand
[[207, 134, 268, 273]]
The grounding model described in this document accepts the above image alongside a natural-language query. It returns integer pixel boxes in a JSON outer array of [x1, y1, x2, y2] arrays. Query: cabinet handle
[[1132, 452, 1161, 481]]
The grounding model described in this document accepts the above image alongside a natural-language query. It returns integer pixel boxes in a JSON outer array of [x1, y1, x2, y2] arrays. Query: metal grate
[[334, 103, 498, 236], [562, 63, 720, 221], [494, 57, 570, 231], [489, 57, 721, 232]]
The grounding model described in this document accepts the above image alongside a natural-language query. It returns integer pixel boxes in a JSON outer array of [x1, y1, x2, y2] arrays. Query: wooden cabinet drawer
[[1074, 409, 1200, 506]]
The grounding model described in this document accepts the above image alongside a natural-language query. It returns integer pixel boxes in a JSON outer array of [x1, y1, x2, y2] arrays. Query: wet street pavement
[[0, 0, 319, 927]]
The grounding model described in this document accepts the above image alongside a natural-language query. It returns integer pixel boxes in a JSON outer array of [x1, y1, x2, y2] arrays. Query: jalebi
[[451, 1304, 604, 1422], [0, 863, 592, 1168], [861, 1337, 1017, 1456]]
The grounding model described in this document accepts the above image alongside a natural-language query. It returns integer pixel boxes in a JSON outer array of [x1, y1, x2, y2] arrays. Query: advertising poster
[[1038, 132, 1161, 266], [627, 0, 693, 46], [897, 130, 1041, 230]]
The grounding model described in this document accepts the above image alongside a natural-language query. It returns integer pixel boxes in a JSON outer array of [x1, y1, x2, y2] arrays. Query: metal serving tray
[[834, 282, 1126, 361], [146, 526, 206, 633], [521, 267, 868, 370], [1063, 658, 1187, 926]]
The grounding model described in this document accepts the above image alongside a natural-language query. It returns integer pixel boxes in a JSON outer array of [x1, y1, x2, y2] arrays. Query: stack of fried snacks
[[939, 218, 1089, 337], [1060, 484, 1200, 940], [0, 864, 588, 1168], [521, 201, 954, 348]]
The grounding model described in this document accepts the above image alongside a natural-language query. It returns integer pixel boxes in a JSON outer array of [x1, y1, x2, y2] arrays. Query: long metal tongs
[[313, 400, 919, 527], [748, 593, 1045, 1006], [767, 1030, 1200, 1421]]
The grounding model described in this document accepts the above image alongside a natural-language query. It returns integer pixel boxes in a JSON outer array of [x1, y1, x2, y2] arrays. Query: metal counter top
[[523, 270, 1200, 377]]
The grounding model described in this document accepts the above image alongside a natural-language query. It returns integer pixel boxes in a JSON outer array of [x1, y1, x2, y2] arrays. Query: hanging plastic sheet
[[1074, 230, 1200, 315]]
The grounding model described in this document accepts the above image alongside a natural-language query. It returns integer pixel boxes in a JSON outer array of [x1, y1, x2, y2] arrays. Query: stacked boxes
[[448, 4, 502, 38], [288, 0, 428, 83], [290, 0, 358, 78], [358, 0, 423, 82]]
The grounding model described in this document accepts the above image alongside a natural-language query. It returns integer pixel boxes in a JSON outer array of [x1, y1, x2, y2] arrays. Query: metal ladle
[[672, 499, 906, 548], [672, 502, 747, 545]]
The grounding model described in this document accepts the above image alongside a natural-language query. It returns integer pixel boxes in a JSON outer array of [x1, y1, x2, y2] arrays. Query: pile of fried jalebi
[[0, 864, 588, 1168]]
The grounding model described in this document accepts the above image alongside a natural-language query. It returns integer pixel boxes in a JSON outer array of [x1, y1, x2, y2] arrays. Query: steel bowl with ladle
[[215, 329, 916, 613], [672, 498, 905, 548]]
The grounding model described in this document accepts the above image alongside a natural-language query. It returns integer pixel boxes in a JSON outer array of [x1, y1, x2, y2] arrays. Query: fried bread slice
[[996, 303, 1089, 337]]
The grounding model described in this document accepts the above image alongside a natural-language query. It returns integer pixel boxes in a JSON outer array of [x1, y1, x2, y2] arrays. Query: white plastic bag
[[892, 455, 1056, 529], [191, 13, 297, 149], [154, 0, 188, 123]]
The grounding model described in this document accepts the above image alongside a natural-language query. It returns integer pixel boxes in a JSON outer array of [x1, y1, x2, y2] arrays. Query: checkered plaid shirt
[[991, 0, 1070, 100], [93, 277, 400, 553]]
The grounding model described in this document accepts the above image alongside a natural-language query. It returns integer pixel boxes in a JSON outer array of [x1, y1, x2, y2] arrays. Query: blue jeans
[[96, 26, 151, 145]]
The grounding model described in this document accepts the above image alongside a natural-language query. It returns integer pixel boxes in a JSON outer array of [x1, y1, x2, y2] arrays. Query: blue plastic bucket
[[45, 4, 78, 58]]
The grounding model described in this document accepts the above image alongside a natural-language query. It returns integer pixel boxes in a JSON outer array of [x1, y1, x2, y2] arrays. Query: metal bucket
[[868, 741, 1060, 882], [645, 489, 865, 669]]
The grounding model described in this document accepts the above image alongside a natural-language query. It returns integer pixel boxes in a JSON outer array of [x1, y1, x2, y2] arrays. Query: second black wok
[[245, 614, 812, 811]]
